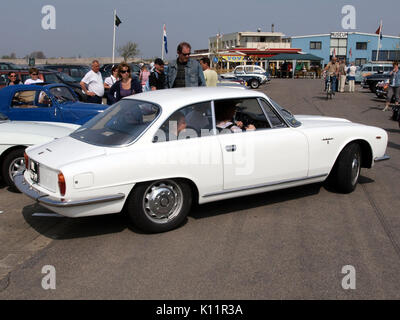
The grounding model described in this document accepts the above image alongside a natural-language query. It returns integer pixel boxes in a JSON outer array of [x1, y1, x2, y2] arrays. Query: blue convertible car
[[0, 84, 108, 125]]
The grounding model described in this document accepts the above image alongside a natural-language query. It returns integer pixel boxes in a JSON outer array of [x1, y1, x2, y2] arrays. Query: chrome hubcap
[[8, 157, 25, 181], [351, 153, 360, 186], [143, 181, 183, 223]]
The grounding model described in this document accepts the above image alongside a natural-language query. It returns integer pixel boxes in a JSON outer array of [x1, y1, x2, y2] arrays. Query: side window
[[214, 98, 270, 134], [235, 67, 244, 74], [11, 90, 36, 108], [154, 102, 212, 142], [258, 99, 287, 128], [0, 74, 8, 86]]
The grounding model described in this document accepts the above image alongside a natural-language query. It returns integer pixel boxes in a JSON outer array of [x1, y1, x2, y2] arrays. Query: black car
[[362, 72, 390, 93], [100, 63, 141, 79], [43, 64, 90, 82]]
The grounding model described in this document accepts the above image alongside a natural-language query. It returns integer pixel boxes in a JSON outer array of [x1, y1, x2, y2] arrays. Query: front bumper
[[14, 172, 125, 208]]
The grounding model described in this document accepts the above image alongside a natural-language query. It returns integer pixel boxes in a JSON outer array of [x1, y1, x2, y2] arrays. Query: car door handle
[[225, 145, 236, 152]]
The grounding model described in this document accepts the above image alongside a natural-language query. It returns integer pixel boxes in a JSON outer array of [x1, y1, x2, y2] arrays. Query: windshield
[[70, 99, 160, 146], [269, 99, 301, 127], [56, 72, 76, 82], [49, 86, 77, 103]]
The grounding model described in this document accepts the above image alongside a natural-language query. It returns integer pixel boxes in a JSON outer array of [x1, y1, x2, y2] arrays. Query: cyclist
[[324, 57, 339, 94]]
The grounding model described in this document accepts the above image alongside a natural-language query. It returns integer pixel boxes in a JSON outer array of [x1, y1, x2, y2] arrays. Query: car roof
[[124, 87, 266, 111], [0, 83, 69, 93]]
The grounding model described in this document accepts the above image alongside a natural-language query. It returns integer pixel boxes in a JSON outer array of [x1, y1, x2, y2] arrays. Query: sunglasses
[[9, 75, 17, 77], [31, 73, 39, 76], [120, 70, 130, 74], [180, 52, 191, 57]]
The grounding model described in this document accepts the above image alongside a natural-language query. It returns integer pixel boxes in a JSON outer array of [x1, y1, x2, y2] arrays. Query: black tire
[[126, 179, 192, 233], [330, 143, 361, 194], [1, 148, 25, 188], [250, 79, 259, 89]]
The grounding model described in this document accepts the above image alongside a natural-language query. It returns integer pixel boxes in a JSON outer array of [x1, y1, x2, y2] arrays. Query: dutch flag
[[163, 24, 168, 54]]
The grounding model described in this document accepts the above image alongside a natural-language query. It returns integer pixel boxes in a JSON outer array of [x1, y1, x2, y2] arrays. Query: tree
[[25, 51, 46, 59], [1, 52, 16, 59], [118, 42, 140, 61]]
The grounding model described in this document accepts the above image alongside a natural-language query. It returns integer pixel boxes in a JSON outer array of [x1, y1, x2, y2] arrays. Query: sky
[[1, 0, 399, 60]]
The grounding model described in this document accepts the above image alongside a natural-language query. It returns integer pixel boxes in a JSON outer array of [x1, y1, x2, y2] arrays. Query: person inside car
[[215, 101, 255, 133], [7, 72, 21, 86], [24, 68, 43, 85]]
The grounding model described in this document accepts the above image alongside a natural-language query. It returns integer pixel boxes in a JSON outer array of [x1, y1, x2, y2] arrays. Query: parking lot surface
[[0, 79, 399, 299]]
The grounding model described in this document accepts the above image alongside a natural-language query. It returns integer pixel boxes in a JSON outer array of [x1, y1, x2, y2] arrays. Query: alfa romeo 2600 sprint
[[15, 87, 389, 233]]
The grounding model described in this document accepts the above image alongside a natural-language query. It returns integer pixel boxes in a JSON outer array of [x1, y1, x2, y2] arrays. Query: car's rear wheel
[[1, 148, 25, 188], [330, 143, 361, 193], [126, 179, 192, 233]]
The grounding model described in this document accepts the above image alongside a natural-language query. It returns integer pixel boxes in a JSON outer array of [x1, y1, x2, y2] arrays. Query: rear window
[[70, 99, 160, 146]]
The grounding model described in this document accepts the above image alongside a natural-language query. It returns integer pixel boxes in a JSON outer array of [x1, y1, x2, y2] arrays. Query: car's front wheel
[[126, 179, 192, 233], [1, 148, 25, 188], [330, 143, 361, 193]]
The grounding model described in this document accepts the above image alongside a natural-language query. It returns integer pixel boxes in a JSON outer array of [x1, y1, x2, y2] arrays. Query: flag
[[349, 47, 352, 58], [332, 48, 336, 58], [375, 23, 382, 39], [163, 24, 168, 54], [115, 15, 122, 27]]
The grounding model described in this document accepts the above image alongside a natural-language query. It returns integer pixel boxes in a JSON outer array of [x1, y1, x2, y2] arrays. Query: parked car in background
[[100, 63, 141, 79], [220, 65, 269, 88], [0, 84, 108, 124], [0, 69, 86, 101], [0, 62, 24, 70], [42, 65, 90, 82], [16, 87, 389, 233], [0, 112, 79, 187], [217, 76, 247, 89], [358, 62, 393, 84], [362, 72, 390, 93]]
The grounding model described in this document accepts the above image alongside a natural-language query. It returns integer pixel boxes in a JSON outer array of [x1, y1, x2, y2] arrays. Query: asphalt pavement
[[0, 79, 399, 299]]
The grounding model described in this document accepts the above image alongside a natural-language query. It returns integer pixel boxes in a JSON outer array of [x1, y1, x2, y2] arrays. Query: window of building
[[355, 58, 367, 66], [372, 50, 400, 61], [330, 38, 347, 57], [310, 41, 322, 50], [356, 42, 367, 50]]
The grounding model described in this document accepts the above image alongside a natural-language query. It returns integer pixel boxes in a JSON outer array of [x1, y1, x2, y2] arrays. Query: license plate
[[29, 160, 39, 183]]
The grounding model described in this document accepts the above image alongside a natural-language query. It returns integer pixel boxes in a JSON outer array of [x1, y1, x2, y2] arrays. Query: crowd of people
[[323, 56, 357, 94], [77, 41, 219, 106]]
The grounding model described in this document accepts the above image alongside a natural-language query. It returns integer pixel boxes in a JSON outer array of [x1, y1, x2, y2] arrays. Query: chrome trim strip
[[203, 174, 328, 198], [374, 155, 390, 162], [14, 173, 125, 208]]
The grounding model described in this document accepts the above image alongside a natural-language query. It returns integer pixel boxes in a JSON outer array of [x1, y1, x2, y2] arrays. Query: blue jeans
[[326, 75, 337, 92]]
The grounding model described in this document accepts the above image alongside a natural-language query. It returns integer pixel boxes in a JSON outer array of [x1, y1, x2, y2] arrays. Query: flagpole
[[112, 9, 116, 64], [161, 25, 165, 61], [376, 20, 382, 61]]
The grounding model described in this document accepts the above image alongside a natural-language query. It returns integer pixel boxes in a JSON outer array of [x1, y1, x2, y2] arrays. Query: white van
[[356, 62, 393, 83]]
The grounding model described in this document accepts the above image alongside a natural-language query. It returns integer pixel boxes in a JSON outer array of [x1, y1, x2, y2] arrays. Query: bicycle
[[324, 73, 333, 100]]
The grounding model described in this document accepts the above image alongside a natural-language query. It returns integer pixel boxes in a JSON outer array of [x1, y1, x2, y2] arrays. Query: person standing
[[199, 57, 218, 87], [167, 42, 206, 88], [324, 57, 339, 94], [139, 65, 150, 91], [104, 65, 119, 105], [346, 62, 357, 93], [80, 60, 104, 104], [338, 59, 347, 93], [7, 72, 21, 85], [149, 58, 166, 90], [24, 68, 43, 85], [383, 61, 400, 112], [107, 62, 142, 104]]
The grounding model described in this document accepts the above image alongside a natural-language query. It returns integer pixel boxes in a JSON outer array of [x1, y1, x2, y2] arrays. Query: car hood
[[0, 121, 79, 140], [294, 115, 357, 128], [26, 135, 106, 169]]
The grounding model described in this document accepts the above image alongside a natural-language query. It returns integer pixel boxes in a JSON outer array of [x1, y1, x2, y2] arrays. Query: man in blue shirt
[[383, 62, 400, 112]]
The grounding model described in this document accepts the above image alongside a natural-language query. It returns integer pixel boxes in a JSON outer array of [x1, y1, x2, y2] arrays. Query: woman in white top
[[104, 65, 119, 105], [24, 68, 44, 85], [346, 62, 357, 93]]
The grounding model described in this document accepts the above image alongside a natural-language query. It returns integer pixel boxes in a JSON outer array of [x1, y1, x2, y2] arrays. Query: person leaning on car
[[80, 60, 104, 104], [166, 42, 206, 88], [107, 62, 142, 104], [383, 61, 400, 112]]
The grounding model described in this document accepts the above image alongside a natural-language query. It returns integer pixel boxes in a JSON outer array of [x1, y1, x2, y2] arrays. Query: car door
[[214, 97, 309, 190], [7, 88, 61, 122]]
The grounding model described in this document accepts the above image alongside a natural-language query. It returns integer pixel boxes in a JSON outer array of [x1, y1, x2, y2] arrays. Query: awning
[[264, 53, 323, 61]]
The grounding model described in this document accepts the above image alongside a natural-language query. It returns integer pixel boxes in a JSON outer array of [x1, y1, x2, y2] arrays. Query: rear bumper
[[14, 172, 125, 208]]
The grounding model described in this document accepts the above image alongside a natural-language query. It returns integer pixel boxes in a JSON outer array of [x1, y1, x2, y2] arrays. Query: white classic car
[[0, 113, 79, 187], [15, 88, 389, 233]]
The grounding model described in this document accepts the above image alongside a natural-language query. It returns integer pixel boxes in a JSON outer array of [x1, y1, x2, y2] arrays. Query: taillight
[[24, 152, 29, 169], [58, 172, 66, 196]]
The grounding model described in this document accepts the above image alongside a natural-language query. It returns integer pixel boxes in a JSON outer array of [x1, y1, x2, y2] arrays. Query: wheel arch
[[0, 145, 27, 174]]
